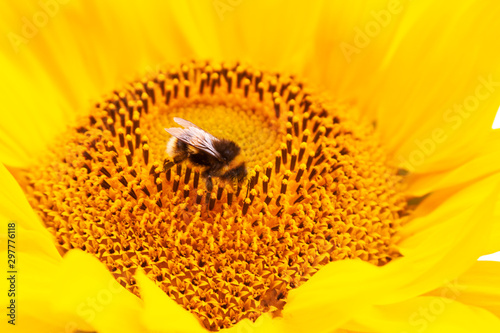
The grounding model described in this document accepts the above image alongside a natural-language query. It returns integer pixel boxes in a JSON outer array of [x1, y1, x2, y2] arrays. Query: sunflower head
[[21, 60, 408, 330]]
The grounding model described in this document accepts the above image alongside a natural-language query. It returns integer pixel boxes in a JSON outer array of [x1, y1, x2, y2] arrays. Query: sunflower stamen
[[165, 85, 172, 105], [275, 152, 281, 174], [273, 97, 281, 118], [216, 186, 224, 201], [173, 78, 179, 99]]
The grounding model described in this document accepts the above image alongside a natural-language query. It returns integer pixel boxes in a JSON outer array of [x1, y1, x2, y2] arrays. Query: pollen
[[20, 61, 408, 331]]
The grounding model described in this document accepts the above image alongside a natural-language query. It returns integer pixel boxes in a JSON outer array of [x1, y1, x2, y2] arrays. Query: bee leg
[[205, 193, 210, 207], [205, 176, 214, 192], [173, 155, 187, 164], [163, 159, 175, 171]]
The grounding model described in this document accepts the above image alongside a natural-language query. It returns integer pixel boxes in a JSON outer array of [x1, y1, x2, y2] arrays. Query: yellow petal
[[392, 173, 500, 301], [0, 53, 69, 167], [309, 0, 500, 181], [208, 0, 325, 73], [224, 314, 285, 333], [0, 163, 59, 259], [426, 261, 500, 318], [345, 295, 500, 333], [0, 1, 186, 167], [373, 0, 500, 174], [283, 260, 387, 333], [304, 0, 398, 101], [404, 132, 500, 195], [136, 269, 205, 333], [1, 163, 146, 332], [53, 250, 145, 333], [279, 172, 499, 332], [1, 248, 146, 333], [0, 250, 89, 332], [489, 200, 500, 255], [1, 163, 64, 331]]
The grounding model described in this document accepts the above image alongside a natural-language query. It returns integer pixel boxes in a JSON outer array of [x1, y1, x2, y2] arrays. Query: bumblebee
[[165, 117, 247, 192]]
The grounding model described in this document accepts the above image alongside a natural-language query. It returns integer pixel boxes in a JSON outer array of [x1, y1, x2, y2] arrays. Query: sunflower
[[1, 1, 500, 332]]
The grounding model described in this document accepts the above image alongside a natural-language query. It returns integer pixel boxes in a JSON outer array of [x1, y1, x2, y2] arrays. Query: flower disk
[[22, 61, 408, 331]]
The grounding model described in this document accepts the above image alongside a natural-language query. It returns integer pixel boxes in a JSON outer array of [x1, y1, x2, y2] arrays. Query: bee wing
[[173, 117, 201, 129], [165, 126, 222, 160]]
